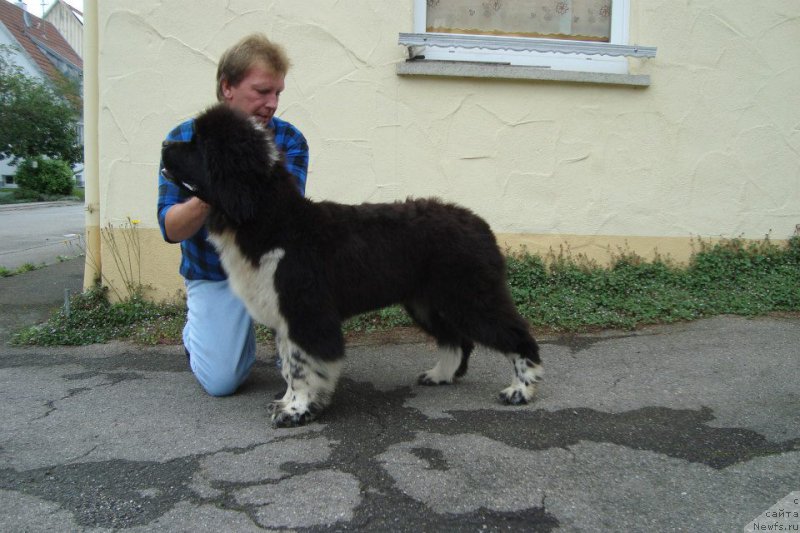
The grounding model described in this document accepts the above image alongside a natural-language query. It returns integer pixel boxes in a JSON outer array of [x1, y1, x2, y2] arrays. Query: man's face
[[221, 62, 286, 126]]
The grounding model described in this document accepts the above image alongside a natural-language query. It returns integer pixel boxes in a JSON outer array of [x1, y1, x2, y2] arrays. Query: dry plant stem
[[71, 218, 143, 301]]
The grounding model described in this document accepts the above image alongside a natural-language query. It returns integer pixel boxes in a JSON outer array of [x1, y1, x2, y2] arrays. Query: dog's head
[[160, 104, 280, 224]]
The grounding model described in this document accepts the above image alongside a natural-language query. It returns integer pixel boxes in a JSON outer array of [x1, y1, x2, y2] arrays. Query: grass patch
[[343, 236, 800, 334], [12, 287, 185, 346], [12, 236, 800, 345], [507, 236, 800, 332], [0, 262, 45, 277], [2, 258, 81, 277], [344, 306, 413, 334]]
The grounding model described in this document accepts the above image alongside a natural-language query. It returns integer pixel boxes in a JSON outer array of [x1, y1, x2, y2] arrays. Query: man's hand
[[164, 196, 211, 242]]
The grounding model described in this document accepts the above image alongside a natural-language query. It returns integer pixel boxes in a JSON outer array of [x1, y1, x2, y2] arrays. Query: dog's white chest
[[208, 230, 286, 331]]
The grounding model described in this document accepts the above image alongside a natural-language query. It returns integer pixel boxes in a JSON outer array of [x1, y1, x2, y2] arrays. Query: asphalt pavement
[[0, 256, 84, 345], [0, 201, 85, 271], [0, 260, 798, 531]]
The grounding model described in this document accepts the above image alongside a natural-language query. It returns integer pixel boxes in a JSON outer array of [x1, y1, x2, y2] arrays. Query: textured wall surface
[[92, 1, 800, 297]]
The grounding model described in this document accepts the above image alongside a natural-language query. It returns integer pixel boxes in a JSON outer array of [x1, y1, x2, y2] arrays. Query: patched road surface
[[1, 311, 798, 531], [0, 201, 84, 270]]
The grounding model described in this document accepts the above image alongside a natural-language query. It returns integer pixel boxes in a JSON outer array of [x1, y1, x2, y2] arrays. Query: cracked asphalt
[[1, 259, 798, 531]]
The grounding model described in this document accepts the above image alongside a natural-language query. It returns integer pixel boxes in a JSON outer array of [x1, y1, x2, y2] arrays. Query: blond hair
[[216, 34, 291, 101]]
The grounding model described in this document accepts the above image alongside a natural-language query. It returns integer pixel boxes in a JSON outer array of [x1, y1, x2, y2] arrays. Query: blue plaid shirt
[[157, 114, 308, 280]]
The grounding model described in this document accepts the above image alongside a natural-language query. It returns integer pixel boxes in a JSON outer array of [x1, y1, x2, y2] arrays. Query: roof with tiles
[[0, 0, 82, 83]]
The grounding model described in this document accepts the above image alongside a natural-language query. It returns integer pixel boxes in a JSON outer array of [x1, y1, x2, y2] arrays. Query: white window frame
[[407, 0, 648, 75]]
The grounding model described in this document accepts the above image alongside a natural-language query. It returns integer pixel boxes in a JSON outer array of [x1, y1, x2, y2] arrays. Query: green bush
[[15, 156, 73, 196]]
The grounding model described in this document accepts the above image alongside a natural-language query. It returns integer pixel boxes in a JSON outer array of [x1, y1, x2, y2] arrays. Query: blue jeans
[[183, 279, 256, 396]]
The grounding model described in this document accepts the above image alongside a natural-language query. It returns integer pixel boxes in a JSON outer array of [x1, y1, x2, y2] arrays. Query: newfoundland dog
[[161, 104, 542, 427]]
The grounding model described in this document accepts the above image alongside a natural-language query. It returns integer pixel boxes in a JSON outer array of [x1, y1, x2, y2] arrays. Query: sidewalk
[[0, 260, 798, 531], [0, 200, 82, 212]]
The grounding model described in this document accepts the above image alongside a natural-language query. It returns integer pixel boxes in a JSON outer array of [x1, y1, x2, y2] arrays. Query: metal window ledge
[[396, 60, 651, 87], [399, 32, 657, 58]]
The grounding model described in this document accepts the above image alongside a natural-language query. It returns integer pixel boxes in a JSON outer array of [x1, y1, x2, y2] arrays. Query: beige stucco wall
[[90, 1, 800, 300]]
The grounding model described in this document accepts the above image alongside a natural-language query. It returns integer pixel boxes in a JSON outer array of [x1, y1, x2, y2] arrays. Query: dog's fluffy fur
[[161, 104, 543, 427]]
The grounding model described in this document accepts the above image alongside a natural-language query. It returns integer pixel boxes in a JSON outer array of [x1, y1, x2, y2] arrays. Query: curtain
[[426, 0, 612, 42]]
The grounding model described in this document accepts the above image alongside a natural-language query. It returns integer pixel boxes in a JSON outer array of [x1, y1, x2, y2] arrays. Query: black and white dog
[[161, 104, 543, 427]]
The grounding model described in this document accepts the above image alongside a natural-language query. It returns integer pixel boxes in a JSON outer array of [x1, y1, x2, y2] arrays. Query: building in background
[[43, 0, 82, 59], [84, 1, 800, 300], [0, 0, 83, 186]]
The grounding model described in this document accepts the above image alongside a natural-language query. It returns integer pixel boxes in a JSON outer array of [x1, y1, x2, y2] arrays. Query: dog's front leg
[[270, 336, 342, 428]]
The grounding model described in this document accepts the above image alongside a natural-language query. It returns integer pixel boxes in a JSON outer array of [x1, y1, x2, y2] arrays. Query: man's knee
[[189, 355, 249, 397], [194, 369, 243, 397]]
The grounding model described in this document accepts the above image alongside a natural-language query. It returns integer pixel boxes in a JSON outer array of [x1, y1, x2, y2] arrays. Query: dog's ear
[[193, 104, 281, 224], [202, 134, 264, 225]]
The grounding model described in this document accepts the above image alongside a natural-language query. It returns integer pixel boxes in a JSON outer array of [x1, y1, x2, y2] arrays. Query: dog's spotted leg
[[270, 338, 341, 428], [419, 344, 469, 386], [499, 355, 544, 405]]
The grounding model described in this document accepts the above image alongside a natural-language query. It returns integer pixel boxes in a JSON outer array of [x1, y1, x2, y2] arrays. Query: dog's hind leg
[[483, 317, 543, 405], [270, 335, 342, 428], [498, 337, 543, 405], [447, 301, 543, 404], [405, 302, 474, 385]]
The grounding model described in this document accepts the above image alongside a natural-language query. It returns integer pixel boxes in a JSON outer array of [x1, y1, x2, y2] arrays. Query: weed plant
[[101, 218, 143, 301], [12, 286, 185, 346], [0, 262, 42, 277], [12, 236, 800, 345]]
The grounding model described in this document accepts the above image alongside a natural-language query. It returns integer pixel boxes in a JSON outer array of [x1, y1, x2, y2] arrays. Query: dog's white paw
[[498, 381, 537, 405], [499, 361, 543, 405], [418, 370, 454, 386], [418, 346, 462, 386], [269, 399, 322, 428]]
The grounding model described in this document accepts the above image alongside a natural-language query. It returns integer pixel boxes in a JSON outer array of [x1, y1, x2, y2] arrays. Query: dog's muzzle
[[159, 165, 197, 193]]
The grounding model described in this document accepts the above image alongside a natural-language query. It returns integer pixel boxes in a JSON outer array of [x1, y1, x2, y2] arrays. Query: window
[[402, 0, 655, 75]]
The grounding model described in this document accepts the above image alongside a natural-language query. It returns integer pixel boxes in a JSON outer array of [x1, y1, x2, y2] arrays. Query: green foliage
[[10, 187, 42, 201], [12, 286, 186, 346], [13, 236, 800, 345], [0, 186, 83, 204], [14, 262, 39, 274], [15, 157, 74, 196], [343, 305, 413, 334], [0, 45, 82, 166], [341, 236, 800, 334], [0, 262, 43, 277], [508, 236, 800, 332]]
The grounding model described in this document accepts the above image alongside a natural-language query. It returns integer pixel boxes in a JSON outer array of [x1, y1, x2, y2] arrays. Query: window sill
[[396, 60, 650, 87]]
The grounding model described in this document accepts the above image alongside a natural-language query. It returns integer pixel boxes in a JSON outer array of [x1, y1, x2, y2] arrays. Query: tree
[[0, 45, 82, 166]]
